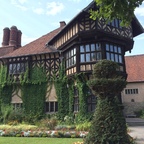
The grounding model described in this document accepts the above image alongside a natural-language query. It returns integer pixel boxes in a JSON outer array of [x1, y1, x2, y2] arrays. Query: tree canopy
[[90, 0, 143, 26]]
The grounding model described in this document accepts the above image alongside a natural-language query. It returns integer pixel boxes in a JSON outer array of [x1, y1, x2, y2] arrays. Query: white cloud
[[11, 0, 28, 11], [33, 8, 44, 15], [46, 2, 64, 16], [135, 6, 144, 16], [22, 34, 38, 46], [18, 0, 27, 4]]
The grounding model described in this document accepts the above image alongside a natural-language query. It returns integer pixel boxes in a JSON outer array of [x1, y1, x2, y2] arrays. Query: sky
[[0, 0, 144, 56]]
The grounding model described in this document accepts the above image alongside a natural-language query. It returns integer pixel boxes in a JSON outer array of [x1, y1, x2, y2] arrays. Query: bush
[[38, 118, 58, 130], [76, 122, 91, 131], [134, 109, 144, 118], [8, 108, 25, 123]]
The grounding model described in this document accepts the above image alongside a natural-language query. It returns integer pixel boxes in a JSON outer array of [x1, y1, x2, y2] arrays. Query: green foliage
[[38, 118, 58, 129], [134, 109, 144, 118], [0, 66, 13, 106], [84, 60, 131, 144], [0, 65, 7, 87], [88, 78, 126, 98], [21, 66, 48, 123], [90, 0, 143, 26], [75, 73, 89, 121], [0, 104, 13, 124], [54, 63, 69, 121], [0, 85, 13, 105], [8, 108, 25, 123], [21, 82, 47, 123], [67, 79, 74, 116], [92, 59, 119, 79], [76, 121, 91, 131], [84, 98, 133, 144], [88, 60, 127, 98]]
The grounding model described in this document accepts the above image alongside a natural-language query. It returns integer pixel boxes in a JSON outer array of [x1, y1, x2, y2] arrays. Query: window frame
[[80, 43, 102, 63], [9, 62, 28, 75], [125, 88, 139, 95]]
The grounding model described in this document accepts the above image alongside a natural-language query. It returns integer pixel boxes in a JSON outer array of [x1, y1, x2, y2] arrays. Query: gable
[[47, 1, 143, 50]]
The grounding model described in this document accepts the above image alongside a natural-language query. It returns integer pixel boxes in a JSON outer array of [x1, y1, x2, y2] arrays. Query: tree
[[84, 60, 134, 144], [90, 0, 143, 26]]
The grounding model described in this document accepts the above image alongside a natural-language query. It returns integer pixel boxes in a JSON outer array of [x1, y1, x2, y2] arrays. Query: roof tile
[[1, 27, 63, 58], [125, 55, 144, 82]]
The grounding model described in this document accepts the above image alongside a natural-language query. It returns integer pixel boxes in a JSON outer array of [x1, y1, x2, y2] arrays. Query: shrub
[[38, 118, 58, 130], [76, 122, 91, 131]]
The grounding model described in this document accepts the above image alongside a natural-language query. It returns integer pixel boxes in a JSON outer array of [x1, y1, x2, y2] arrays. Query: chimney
[[9, 26, 18, 47], [2, 27, 10, 46], [17, 30, 22, 48], [60, 21, 66, 28]]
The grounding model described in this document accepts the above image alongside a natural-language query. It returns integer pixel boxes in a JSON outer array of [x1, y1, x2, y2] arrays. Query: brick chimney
[[1, 26, 22, 48], [17, 30, 22, 48], [9, 26, 18, 47], [60, 21, 66, 28], [2, 27, 10, 46]]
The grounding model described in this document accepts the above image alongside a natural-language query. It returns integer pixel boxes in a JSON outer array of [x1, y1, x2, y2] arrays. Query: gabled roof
[[0, 27, 63, 58], [125, 55, 144, 82], [48, 1, 144, 45]]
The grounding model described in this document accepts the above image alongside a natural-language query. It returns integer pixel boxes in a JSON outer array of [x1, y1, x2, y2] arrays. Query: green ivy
[[68, 79, 74, 116], [54, 62, 69, 121], [84, 60, 131, 144], [0, 66, 13, 105], [20, 66, 48, 122], [75, 73, 89, 121]]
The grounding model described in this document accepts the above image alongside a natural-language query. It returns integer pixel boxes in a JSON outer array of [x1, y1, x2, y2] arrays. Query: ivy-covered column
[[54, 62, 69, 121], [76, 73, 89, 121], [21, 82, 47, 119], [0, 65, 13, 105], [20, 66, 48, 122]]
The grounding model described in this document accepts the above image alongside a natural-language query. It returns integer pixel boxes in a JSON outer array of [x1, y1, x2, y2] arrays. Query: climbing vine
[[75, 73, 89, 121], [67, 79, 74, 116], [20, 66, 48, 122], [0, 66, 13, 105], [54, 62, 69, 121]]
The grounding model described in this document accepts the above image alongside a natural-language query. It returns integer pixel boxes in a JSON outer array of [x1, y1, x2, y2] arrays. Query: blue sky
[[0, 0, 144, 56]]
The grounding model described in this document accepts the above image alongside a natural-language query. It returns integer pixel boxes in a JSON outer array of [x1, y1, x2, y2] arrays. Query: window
[[9, 62, 28, 74], [13, 103, 23, 110], [66, 48, 76, 68], [87, 90, 97, 112], [74, 86, 79, 112], [80, 43, 102, 63], [107, 19, 122, 28], [125, 89, 138, 94], [45, 102, 58, 113], [106, 44, 123, 64]]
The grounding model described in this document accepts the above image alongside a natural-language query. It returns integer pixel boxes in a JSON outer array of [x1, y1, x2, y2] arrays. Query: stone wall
[[123, 102, 144, 116]]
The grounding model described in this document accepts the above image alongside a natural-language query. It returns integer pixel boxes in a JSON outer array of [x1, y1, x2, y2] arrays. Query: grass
[[0, 137, 83, 144]]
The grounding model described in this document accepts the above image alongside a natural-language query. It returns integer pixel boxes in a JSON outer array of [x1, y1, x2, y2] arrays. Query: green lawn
[[0, 137, 83, 144]]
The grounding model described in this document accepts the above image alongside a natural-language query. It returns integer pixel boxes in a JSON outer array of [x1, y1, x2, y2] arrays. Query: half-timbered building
[[0, 1, 143, 114]]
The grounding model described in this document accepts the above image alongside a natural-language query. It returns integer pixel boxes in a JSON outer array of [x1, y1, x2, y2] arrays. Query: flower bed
[[0, 129, 88, 138]]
